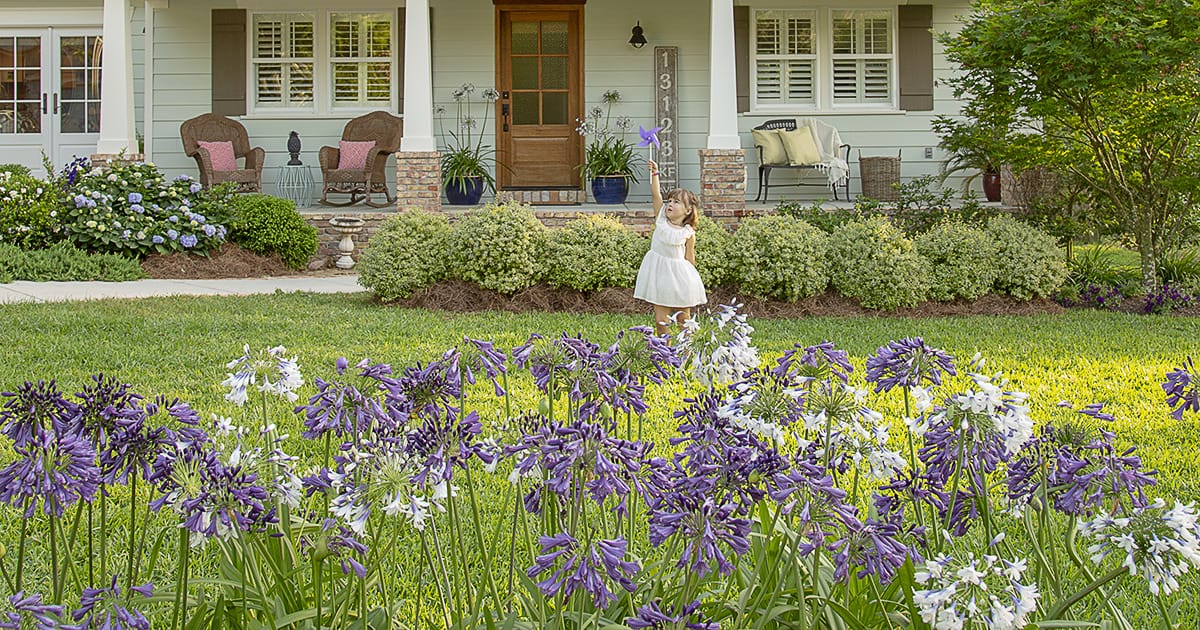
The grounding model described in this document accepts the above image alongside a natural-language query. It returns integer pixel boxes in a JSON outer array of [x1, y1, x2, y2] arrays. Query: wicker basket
[[859, 150, 901, 201]]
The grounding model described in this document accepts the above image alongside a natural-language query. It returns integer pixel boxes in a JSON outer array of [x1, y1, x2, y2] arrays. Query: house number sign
[[654, 46, 679, 193]]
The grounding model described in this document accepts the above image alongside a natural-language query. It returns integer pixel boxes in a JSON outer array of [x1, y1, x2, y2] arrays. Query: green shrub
[[226, 194, 318, 270], [540, 214, 646, 291], [693, 216, 734, 288], [727, 214, 830, 301], [828, 216, 930, 310], [986, 214, 1068, 300], [0, 241, 144, 282], [359, 209, 453, 301], [0, 171, 60, 249], [63, 163, 231, 256], [775, 200, 861, 234], [0, 163, 31, 178], [915, 220, 997, 301], [448, 200, 547, 294]]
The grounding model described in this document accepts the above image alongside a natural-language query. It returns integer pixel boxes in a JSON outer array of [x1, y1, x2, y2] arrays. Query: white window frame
[[751, 6, 898, 113], [248, 9, 397, 116]]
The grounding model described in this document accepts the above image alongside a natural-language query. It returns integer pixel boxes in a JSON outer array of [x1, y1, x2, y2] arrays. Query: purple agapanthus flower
[[865, 337, 956, 394], [460, 337, 508, 396], [71, 575, 153, 630], [535, 420, 650, 515], [407, 408, 485, 488], [767, 458, 860, 552], [296, 359, 409, 441], [527, 533, 640, 608], [829, 517, 919, 584], [0, 420, 100, 517], [1163, 357, 1200, 421], [299, 518, 370, 578], [775, 341, 854, 385], [395, 356, 462, 420], [647, 491, 750, 577], [0, 380, 80, 447], [607, 325, 681, 385], [627, 600, 718, 629], [1, 591, 65, 630]]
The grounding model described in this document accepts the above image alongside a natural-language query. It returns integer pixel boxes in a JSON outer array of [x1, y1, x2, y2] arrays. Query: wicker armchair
[[319, 111, 403, 207], [179, 114, 264, 193]]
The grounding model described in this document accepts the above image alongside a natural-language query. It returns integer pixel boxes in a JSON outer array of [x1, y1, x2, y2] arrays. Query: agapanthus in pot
[[438, 84, 501, 205], [577, 90, 641, 204]]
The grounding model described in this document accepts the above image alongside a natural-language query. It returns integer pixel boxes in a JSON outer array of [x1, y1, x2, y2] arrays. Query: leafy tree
[[939, 0, 1200, 289]]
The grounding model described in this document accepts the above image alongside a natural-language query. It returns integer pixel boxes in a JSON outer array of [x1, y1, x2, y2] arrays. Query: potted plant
[[439, 84, 500, 205], [577, 90, 641, 204], [932, 117, 1006, 202]]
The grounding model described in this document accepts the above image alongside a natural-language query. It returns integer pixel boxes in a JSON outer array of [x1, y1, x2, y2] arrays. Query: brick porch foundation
[[394, 150, 441, 213], [698, 148, 748, 227]]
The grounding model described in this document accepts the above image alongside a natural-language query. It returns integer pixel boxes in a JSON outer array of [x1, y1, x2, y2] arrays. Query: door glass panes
[[541, 21, 567, 54], [0, 36, 41, 134], [509, 20, 569, 126], [60, 35, 101, 133]]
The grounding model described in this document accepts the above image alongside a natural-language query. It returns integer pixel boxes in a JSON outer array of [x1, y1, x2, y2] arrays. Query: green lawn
[[0, 293, 1197, 624]]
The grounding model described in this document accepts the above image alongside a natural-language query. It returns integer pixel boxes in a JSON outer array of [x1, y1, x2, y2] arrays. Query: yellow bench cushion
[[752, 128, 789, 166], [779, 126, 823, 166]]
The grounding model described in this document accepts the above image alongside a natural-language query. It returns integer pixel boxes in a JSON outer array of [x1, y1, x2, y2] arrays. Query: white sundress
[[633, 209, 707, 308]]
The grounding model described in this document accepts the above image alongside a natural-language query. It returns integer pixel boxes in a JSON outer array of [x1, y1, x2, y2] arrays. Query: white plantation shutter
[[831, 10, 894, 105], [753, 10, 815, 107], [252, 13, 315, 108], [330, 12, 392, 108]]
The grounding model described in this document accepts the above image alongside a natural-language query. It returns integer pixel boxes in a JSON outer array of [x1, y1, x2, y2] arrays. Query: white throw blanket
[[796, 117, 850, 190]]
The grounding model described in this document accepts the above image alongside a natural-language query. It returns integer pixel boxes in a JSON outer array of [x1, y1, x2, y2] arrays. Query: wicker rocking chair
[[179, 114, 264, 193], [319, 111, 403, 207]]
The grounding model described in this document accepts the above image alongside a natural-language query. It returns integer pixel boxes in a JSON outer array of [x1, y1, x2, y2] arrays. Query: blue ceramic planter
[[591, 176, 629, 204], [445, 176, 485, 205]]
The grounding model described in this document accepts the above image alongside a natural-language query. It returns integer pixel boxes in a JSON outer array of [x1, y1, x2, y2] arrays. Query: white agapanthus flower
[[914, 552, 1039, 630], [221, 344, 305, 405], [942, 372, 1033, 458], [676, 302, 760, 388], [1081, 498, 1200, 596]]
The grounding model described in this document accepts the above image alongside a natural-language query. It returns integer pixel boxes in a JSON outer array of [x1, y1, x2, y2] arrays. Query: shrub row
[[361, 202, 1067, 309], [0, 241, 145, 283]]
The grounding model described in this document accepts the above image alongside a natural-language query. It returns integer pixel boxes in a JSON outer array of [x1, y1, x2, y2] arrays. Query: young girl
[[633, 159, 707, 335]]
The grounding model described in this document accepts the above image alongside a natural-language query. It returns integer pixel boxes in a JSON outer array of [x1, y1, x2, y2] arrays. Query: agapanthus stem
[[1156, 593, 1178, 630], [464, 465, 501, 608], [428, 508, 460, 621], [507, 482, 520, 614], [100, 491, 108, 581], [49, 509, 60, 602], [171, 528, 189, 630], [313, 557, 324, 630], [941, 422, 970, 546], [1045, 567, 1127, 620], [127, 473, 137, 592], [15, 510, 27, 591], [87, 502, 95, 586]]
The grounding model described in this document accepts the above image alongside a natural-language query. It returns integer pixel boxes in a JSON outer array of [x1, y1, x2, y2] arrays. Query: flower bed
[[0, 304, 1196, 628]]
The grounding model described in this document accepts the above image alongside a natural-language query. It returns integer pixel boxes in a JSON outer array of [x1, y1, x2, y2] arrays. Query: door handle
[[52, 94, 58, 114], [42, 93, 47, 114], [501, 103, 510, 131]]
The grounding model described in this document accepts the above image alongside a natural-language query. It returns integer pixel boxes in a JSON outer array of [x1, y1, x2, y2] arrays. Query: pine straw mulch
[[141, 242, 317, 279]]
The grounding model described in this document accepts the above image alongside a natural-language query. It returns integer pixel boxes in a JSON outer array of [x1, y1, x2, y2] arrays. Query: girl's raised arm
[[648, 159, 663, 213]]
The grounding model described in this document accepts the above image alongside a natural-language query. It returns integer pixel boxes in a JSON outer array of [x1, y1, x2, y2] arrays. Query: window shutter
[[898, 5, 933, 111], [212, 9, 247, 116], [734, 6, 749, 113]]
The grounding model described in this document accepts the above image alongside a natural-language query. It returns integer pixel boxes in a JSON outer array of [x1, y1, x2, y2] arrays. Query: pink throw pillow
[[337, 140, 377, 171], [196, 140, 238, 172]]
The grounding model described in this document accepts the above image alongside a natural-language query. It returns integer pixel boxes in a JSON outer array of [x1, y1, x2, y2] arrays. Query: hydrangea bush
[[61, 161, 231, 256], [2, 306, 1196, 629], [0, 171, 60, 249]]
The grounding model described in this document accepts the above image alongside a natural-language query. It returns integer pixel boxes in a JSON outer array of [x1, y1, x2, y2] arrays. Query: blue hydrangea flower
[[179, 234, 198, 248], [203, 224, 217, 238], [130, 203, 144, 214], [151, 235, 164, 245], [127, 192, 142, 204], [166, 229, 178, 240], [189, 182, 203, 194]]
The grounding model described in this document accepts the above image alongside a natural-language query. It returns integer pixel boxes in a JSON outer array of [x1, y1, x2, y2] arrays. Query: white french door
[[0, 29, 102, 177]]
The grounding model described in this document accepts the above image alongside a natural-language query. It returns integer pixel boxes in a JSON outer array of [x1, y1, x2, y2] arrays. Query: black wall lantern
[[629, 22, 647, 49]]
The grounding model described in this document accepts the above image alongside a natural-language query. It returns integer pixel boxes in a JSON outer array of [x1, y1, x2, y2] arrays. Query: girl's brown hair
[[666, 188, 702, 229]]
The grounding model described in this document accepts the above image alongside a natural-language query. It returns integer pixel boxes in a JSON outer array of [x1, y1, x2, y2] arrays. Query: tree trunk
[[1137, 223, 1157, 292]]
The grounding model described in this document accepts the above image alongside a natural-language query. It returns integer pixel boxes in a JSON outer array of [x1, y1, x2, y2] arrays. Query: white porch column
[[400, 0, 435, 151], [95, 0, 138, 156], [706, 0, 740, 149]]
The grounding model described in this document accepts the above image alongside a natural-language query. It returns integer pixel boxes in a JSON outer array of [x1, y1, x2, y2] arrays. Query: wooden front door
[[496, 7, 582, 189]]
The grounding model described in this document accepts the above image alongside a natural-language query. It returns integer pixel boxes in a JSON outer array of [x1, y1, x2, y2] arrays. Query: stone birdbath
[[329, 216, 366, 269]]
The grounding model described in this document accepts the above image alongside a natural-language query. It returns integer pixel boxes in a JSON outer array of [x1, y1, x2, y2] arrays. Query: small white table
[[276, 164, 315, 208]]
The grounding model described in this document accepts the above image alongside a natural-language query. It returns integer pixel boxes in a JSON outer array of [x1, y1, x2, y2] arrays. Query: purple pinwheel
[[637, 125, 662, 148]]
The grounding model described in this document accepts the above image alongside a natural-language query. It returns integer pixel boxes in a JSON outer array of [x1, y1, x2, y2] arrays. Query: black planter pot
[[591, 176, 629, 204], [445, 176, 485, 205]]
